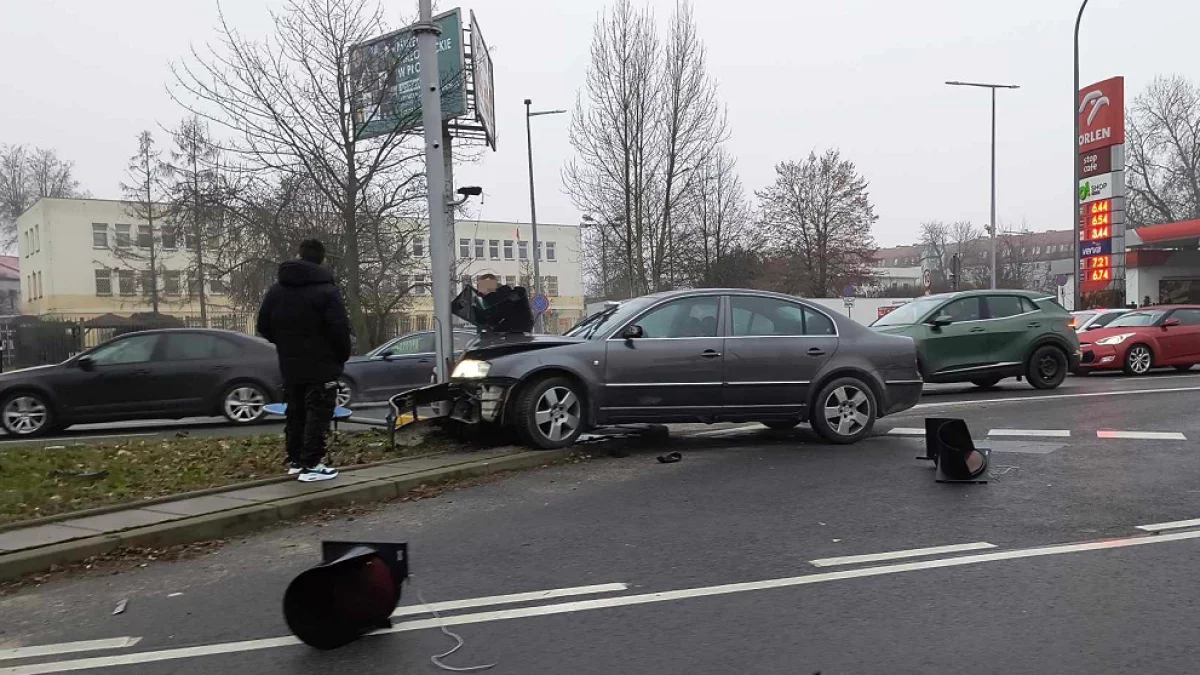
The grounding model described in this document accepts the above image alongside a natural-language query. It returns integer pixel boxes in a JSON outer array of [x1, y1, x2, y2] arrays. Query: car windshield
[[1072, 311, 1097, 326], [871, 297, 946, 327], [1107, 310, 1166, 328], [565, 299, 653, 339]]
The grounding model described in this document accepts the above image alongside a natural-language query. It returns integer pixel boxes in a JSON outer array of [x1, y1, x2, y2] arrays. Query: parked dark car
[[0, 329, 282, 438], [337, 330, 477, 406], [401, 289, 923, 448]]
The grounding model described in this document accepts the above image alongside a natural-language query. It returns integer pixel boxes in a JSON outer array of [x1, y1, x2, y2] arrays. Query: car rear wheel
[[1, 392, 53, 438], [1123, 345, 1153, 376], [1026, 346, 1068, 390], [970, 377, 1002, 389], [336, 379, 355, 408], [514, 377, 584, 450], [810, 377, 876, 445], [221, 384, 269, 425]]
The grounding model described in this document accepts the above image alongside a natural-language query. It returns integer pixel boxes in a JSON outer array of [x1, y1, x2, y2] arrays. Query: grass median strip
[[0, 430, 445, 526]]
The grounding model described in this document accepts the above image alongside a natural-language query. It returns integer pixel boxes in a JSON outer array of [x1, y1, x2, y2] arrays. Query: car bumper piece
[[882, 380, 923, 416], [1076, 345, 1118, 371]]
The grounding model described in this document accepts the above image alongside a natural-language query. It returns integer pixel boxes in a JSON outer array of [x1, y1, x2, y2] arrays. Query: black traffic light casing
[[923, 418, 989, 483], [283, 541, 409, 650]]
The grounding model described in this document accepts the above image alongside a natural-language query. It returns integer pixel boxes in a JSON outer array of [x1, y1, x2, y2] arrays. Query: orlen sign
[[1078, 77, 1125, 153]]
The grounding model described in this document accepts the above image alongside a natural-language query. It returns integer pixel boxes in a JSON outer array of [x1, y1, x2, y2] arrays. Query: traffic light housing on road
[[922, 418, 990, 484]]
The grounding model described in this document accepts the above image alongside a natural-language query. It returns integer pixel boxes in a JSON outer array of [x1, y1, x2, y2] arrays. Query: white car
[[1071, 308, 1130, 333]]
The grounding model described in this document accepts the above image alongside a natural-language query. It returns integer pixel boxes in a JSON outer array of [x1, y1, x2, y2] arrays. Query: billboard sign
[[1078, 77, 1125, 153], [470, 11, 496, 150], [350, 9, 467, 140], [1079, 171, 1121, 202], [1079, 147, 1114, 177]]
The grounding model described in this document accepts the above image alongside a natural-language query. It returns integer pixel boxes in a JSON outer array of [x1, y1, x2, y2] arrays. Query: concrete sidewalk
[[0, 446, 576, 582]]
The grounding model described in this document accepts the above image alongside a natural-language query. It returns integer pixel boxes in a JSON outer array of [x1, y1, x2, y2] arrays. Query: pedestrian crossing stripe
[[887, 427, 1187, 440]]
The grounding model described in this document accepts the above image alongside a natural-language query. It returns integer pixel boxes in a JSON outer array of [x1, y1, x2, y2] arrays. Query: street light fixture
[[946, 80, 1020, 290], [524, 99, 568, 332]]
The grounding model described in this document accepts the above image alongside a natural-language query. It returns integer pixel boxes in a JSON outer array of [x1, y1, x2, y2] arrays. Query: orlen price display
[[1083, 254, 1113, 283], [1079, 199, 1113, 239]]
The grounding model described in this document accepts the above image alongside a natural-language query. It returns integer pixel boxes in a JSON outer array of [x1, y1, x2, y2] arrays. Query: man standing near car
[[256, 239, 350, 482]]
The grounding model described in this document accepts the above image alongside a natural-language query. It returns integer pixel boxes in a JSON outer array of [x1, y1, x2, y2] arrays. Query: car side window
[[385, 335, 425, 356], [1021, 298, 1040, 314], [89, 335, 159, 366], [633, 297, 720, 338], [1172, 309, 1200, 326], [1092, 311, 1122, 328], [986, 295, 1027, 319], [165, 333, 238, 360], [730, 296, 804, 337], [417, 333, 436, 353], [940, 297, 982, 322], [804, 308, 837, 335]]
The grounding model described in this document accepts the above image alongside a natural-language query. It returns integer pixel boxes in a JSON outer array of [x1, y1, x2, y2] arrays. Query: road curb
[[0, 448, 577, 583]]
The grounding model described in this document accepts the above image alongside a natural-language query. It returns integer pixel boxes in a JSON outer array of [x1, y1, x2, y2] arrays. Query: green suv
[[870, 290, 1080, 389]]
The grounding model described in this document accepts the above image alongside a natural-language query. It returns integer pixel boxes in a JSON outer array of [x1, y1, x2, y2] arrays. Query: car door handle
[[132, 369, 150, 376], [807, 348, 827, 357], [1027, 323, 1041, 328], [969, 327, 986, 333], [700, 349, 721, 359]]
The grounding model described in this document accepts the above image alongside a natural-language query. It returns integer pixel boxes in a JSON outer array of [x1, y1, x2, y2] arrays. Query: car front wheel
[[1026, 346, 1068, 389], [221, 384, 269, 424], [336, 379, 355, 408], [810, 377, 876, 444], [1123, 344, 1153, 376], [514, 376, 585, 449], [1, 392, 54, 437]]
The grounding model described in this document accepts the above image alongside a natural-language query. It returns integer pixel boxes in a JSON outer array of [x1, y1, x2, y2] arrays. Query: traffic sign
[[842, 285, 855, 297], [922, 269, 932, 294], [843, 296, 855, 308], [531, 294, 551, 315]]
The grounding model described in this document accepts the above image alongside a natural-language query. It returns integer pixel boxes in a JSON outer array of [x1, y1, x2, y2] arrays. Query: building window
[[412, 236, 425, 257], [34, 225, 40, 253], [209, 276, 226, 295], [518, 241, 529, 260], [503, 240, 513, 260], [505, 275, 517, 287], [474, 239, 484, 258], [414, 274, 428, 294], [118, 270, 136, 296], [162, 226, 178, 250], [92, 223, 109, 249], [489, 240, 500, 259], [137, 225, 153, 249], [546, 275, 559, 296], [185, 230, 198, 251], [115, 224, 131, 248], [141, 270, 155, 297], [459, 238, 471, 258], [546, 241, 556, 261], [164, 271, 182, 296], [187, 272, 200, 295]]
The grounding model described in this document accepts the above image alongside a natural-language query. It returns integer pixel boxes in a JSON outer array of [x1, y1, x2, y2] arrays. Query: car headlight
[[1095, 333, 1136, 346], [451, 359, 491, 379]]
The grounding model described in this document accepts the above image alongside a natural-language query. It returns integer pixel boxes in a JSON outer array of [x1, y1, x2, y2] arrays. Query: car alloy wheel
[[3, 395, 49, 436], [1126, 345, 1152, 375], [534, 386, 581, 443], [223, 385, 267, 424], [336, 380, 354, 408], [823, 385, 872, 438]]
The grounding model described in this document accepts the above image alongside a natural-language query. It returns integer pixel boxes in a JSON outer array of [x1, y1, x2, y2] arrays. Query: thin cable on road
[[410, 575, 497, 673]]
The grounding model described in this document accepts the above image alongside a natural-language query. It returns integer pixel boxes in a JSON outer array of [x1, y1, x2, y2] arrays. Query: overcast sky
[[1, 0, 1194, 246]]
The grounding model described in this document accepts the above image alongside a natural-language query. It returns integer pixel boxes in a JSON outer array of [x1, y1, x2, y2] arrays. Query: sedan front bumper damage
[[390, 379, 513, 428]]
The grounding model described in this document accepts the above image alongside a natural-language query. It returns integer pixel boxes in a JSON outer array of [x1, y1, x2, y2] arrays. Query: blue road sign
[[531, 294, 551, 315]]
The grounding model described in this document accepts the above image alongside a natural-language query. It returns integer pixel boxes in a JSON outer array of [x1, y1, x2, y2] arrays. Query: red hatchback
[[1077, 305, 1200, 376]]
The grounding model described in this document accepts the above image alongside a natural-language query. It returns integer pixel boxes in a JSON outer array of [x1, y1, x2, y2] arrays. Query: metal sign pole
[[416, 0, 452, 382]]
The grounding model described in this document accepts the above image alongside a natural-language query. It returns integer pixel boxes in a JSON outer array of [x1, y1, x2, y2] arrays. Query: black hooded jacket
[[256, 260, 352, 385]]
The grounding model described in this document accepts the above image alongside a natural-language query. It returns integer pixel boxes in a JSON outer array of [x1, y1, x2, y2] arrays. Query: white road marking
[[0, 433, 159, 446], [1097, 430, 1187, 440], [1137, 518, 1200, 533], [0, 638, 141, 662], [911, 385, 1200, 411], [988, 429, 1071, 438], [886, 427, 925, 436], [16, 528, 1200, 674], [808, 542, 997, 567], [391, 582, 629, 618]]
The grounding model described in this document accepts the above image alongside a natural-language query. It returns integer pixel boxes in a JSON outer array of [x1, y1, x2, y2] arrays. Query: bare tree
[[682, 147, 755, 287], [115, 131, 167, 314], [172, 0, 426, 343], [1126, 75, 1200, 229], [756, 149, 878, 297], [0, 145, 84, 251], [918, 220, 950, 291], [993, 226, 1052, 291]]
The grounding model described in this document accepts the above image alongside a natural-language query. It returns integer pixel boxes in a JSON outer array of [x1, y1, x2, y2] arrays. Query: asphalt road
[[4, 372, 1200, 673]]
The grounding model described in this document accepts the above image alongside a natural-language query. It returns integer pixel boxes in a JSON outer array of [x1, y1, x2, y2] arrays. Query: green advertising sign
[[349, 9, 466, 140]]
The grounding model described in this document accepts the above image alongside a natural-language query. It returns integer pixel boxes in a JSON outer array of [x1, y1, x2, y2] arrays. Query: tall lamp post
[[946, 80, 1020, 289], [1073, 0, 1091, 311], [524, 99, 567, 331]]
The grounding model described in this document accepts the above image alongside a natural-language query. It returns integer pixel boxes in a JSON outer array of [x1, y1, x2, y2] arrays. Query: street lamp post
[[1073, 0, 1091, 311], [523, 99, 567, 331], [946, 80, 1020, 289]]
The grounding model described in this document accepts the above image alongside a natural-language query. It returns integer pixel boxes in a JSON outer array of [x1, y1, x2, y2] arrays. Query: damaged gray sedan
[[397, 289, 923, 450]]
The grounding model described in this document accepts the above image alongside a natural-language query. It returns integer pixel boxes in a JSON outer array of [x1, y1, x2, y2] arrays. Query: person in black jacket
[[256, 239, 351, 482]]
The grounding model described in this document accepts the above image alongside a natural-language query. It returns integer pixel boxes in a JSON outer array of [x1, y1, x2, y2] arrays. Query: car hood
[[870, 324, 917, 336], [0, 363, 64, 380], [465, 333, 587, 360], [1078, 326, 1150, 344]]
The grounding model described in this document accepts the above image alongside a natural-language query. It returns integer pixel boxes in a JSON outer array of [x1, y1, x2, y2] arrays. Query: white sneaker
[[298, 464, 338, 482], [287, 463, 302, 476]]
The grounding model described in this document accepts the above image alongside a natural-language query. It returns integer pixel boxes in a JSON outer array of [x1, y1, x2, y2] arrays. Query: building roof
[[1128, 219, 1200, 247]]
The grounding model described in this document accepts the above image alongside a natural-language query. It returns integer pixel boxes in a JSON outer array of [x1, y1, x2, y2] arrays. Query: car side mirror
[[622, 325, 644, 340], [76, 355, 95, 372], [926, 314, 953, 328], [1163, 318, 1181, 328]]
